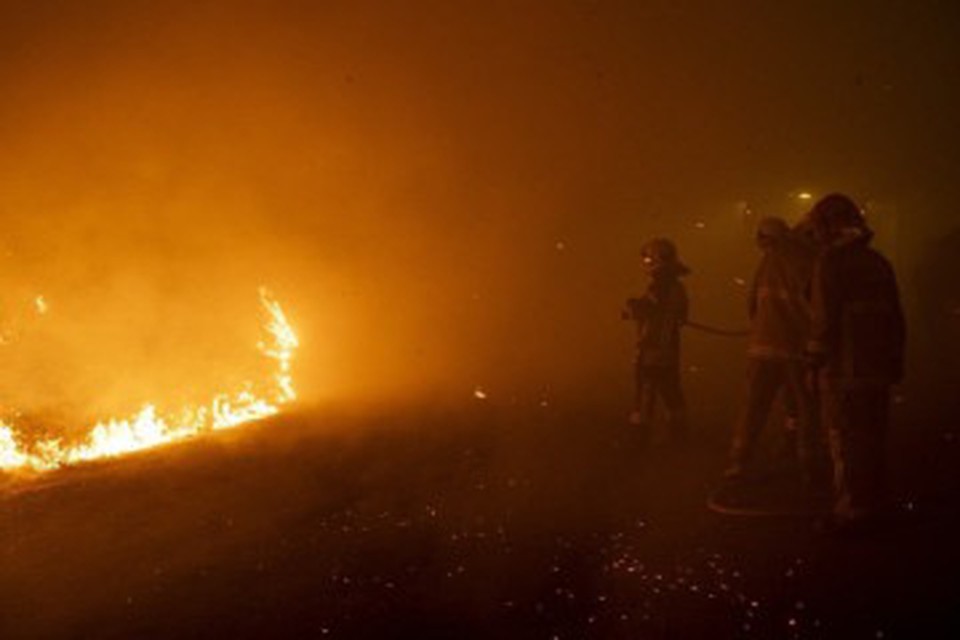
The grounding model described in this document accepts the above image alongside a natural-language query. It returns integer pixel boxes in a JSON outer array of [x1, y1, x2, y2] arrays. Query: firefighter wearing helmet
[[624, 237, 690, 446], [805, 193, 906, 532], [724, 216, 828, 486]]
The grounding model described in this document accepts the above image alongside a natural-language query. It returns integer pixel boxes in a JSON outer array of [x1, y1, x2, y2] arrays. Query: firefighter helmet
[[641, 237, 688, 275], [807, 193, 867, 242]]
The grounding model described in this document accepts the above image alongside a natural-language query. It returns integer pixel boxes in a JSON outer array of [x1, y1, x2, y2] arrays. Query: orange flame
[[0, 288, 298, 473]]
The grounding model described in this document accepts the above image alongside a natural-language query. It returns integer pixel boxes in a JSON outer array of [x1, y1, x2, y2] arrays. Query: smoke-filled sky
[[0, 0, 957, 421]]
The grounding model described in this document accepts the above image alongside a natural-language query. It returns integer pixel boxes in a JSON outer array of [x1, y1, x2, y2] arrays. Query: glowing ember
[[0, 288, 299, 473]]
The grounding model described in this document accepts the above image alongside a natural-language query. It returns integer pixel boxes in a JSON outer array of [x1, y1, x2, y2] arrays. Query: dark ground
[[1, 398, 959, 639]]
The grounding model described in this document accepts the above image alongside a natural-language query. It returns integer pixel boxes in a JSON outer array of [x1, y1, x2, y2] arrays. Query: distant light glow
[[473, 387, 488, 400], [797, 192, 813, 200]]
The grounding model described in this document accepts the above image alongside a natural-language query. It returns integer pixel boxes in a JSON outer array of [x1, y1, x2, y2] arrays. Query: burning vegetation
[[0, 287, 298, 473]]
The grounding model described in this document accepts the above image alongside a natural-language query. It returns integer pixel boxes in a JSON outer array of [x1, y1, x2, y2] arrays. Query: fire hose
[[683, 320, 749, 338], [623, 305, 748, 338]]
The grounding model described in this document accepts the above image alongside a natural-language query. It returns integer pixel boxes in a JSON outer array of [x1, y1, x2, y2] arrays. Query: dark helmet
[[807, 193, 868, 243], [755, 216, 790, 249], [641, 237, 689, 276]]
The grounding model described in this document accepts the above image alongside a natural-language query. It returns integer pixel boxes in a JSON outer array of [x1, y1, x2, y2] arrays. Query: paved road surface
[[1, 402, 958, 638]]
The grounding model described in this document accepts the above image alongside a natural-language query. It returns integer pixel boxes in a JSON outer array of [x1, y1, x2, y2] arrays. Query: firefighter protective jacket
[[808, 232, 906, 388]]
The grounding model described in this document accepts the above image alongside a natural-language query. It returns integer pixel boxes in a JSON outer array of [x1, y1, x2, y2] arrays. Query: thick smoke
[[0, 0, 957, 433]]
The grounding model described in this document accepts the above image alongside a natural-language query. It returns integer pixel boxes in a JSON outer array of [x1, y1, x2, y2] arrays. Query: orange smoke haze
[[0, 0, 957, 432]]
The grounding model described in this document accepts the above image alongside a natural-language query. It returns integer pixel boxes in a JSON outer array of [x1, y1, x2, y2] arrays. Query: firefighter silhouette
[[725, 217, 828, 485], [806, 194, 906, 531], [624, 238, 689, 446]]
